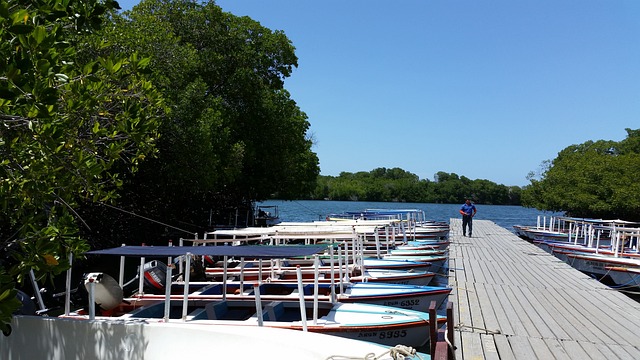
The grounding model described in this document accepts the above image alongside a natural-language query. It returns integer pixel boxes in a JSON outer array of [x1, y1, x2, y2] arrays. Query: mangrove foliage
[[310, 168, 522, 205], [522, 128, 640, 221]]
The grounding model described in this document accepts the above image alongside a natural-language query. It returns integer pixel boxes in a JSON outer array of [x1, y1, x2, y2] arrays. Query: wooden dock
[[447, 219, 640, 360]]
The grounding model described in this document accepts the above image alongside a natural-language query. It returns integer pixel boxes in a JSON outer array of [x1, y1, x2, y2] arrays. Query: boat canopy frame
[[86, 244, 328, 259]]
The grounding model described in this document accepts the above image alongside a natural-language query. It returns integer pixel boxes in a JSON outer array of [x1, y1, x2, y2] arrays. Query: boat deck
[[447, 218, 640, 360]]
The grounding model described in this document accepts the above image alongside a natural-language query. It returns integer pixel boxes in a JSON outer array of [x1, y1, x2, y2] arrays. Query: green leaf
[[83, 61, 96, 75], [32, 26, 47, 44], [138, 57, 151, 67], [0, 1, 9, 18], [55, 73, 69, 83], [36, 59, 50, 74], [111, 59, 123, 73], [10, 10, 30, 26], [0, 289, 14, 302]]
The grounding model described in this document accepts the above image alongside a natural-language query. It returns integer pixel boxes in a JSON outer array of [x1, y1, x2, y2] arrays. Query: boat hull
[[102, 300, 437, 348], [135, 282, 451, 313], [2, 315, 421, 359]]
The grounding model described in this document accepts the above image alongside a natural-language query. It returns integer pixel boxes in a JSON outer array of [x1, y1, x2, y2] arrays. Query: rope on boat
[[99, 202, 195, 235], [605, 285, 640, 293], [445, 336, 457, 360], [599, 266, 640, 290], [454, 323, 501, 335], [291, 200, 326, 220], [324, 344, 423, 360]]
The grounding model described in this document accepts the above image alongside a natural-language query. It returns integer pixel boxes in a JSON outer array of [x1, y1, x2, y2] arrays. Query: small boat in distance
[[254, 205, 280, 227]]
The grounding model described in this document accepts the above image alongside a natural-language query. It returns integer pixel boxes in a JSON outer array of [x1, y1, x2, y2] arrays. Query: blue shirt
[[461, 203, 476, 216]]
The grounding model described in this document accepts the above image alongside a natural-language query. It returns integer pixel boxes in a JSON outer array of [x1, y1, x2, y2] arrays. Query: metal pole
[[240, 257, 245, 294], [181, 253, 192, 321], [63, 253, 73, 314], [254, 283, 264, 327], [119, 244, 125, 287], [338, 244, 344, 294], [88, 278, 95, 320], [138, 257, 145, 296], [163, 257, 172, 322], [313, 255, 319, 325], [296, 266, 308, 332], [329, 244, 336, 304], [28, 269, 46, 313], [223, 256, 228, 301]]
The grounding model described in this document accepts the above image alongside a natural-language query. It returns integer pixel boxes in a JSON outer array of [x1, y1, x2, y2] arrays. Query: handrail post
[[447, 301, 455, 360], [429, 300, 437, 358]]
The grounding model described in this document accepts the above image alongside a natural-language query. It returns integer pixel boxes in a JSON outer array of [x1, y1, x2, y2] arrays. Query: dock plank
[[559, 340, 590, 360], [493, 335, 516, 360], [506, 335, 537, 359], [541, 338, 571, 360], [448, 219, 640, 359], [528, 337, 555, 359], [481, 333, 500, 360]]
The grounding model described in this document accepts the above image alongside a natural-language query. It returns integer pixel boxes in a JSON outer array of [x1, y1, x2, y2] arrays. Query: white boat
[[129, 280, 451, 313], [207, 256, 433, 273], [605, 266, 640, 290], [204, 266, 437, 286], [1, 315, 429, 359], [254, 204, 280, 227], [561, 252, 640, 279], [381, 254, 448, 270], [72, 245, 444, 348], [72, 298, 439, 348]]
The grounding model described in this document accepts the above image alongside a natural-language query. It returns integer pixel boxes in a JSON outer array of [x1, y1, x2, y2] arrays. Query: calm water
[[259, 200, 563, 232]]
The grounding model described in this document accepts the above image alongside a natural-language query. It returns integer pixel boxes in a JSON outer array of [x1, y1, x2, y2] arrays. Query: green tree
[[84, 0, 319, 240], [0, 0, 164, 331], [522, 129, 640, 220], [308, 169, 518, 205]]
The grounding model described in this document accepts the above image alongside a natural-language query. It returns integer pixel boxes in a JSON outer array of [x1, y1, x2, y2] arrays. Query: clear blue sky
[[118, 0, 640, 186]]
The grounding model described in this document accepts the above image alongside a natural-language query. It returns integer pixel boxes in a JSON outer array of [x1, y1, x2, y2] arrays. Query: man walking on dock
[[460, 199, 477, 237]]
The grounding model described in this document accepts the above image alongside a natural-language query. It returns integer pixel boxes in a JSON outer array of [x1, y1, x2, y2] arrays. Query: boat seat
[[205, 301, 228, 320], [188, 307, 208, 320], [264, 301, 285, 321]]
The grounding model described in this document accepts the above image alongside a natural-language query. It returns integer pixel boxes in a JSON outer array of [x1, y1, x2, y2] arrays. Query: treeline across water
[[306, 168, 522, 205]]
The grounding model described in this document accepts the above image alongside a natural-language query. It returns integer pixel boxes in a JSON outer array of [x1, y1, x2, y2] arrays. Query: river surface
[[258, 200, 562, 232]]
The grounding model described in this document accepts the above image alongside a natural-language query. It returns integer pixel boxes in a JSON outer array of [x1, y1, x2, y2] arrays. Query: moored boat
[[605, 266, 640, 290], [137, 281, 450, 313], [92, 299, 440, 348], [2, 315, 429, 359]]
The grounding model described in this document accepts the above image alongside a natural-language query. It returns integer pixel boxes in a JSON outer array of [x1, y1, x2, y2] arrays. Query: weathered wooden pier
[[446, 219, 640, 359]]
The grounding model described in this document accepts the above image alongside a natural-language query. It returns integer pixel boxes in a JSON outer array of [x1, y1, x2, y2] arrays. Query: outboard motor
[[121, 260, 170, 296], [142, 260, 168, 292]]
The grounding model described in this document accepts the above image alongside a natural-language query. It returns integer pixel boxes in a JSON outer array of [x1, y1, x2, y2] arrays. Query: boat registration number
[[383, 299, 420, 307], [358, 330, 407, 340]]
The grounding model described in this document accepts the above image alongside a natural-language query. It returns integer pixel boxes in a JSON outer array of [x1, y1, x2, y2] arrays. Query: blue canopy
[[86, 245, 328, 259]]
